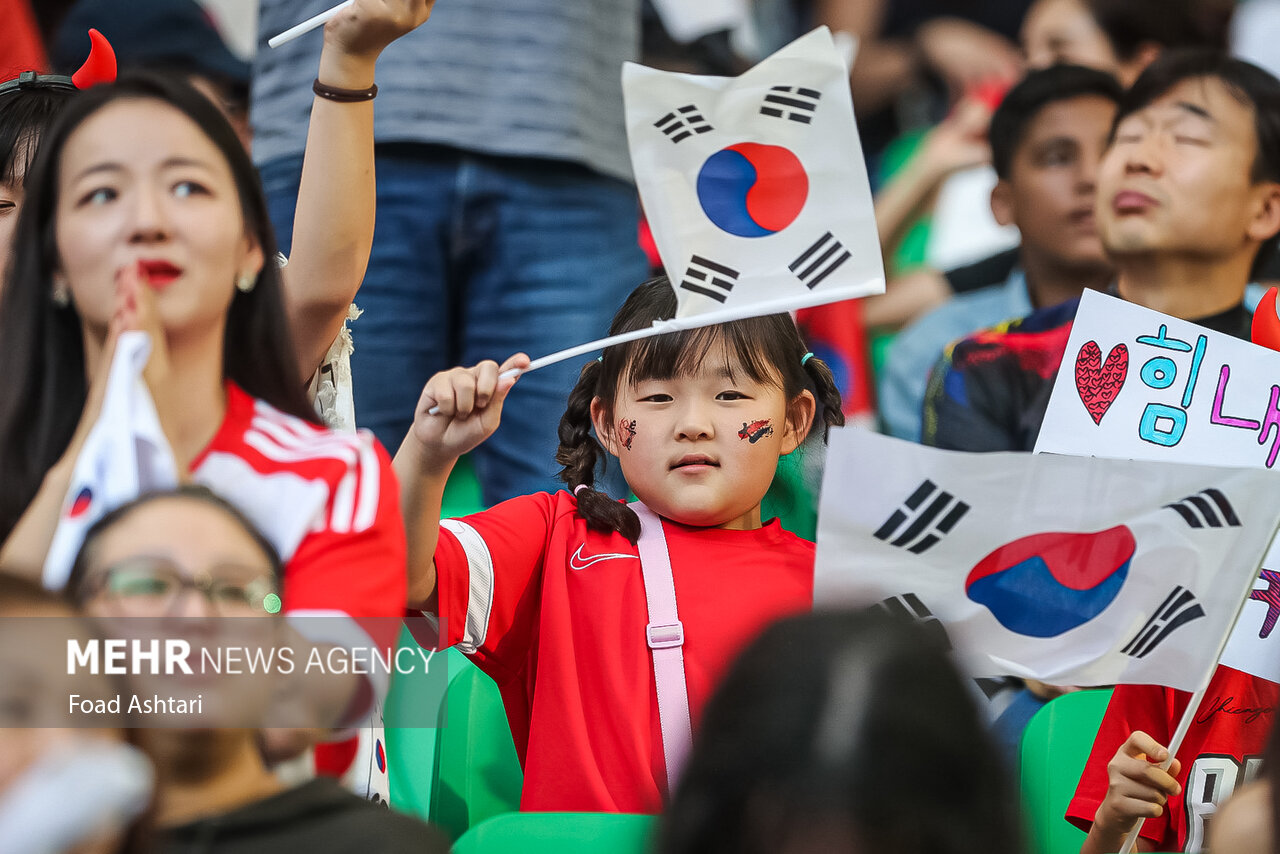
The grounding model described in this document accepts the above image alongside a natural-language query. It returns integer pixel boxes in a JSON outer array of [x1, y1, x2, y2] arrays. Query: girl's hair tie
[[801, 351, 815, 366], [574, 484, 590, 495]]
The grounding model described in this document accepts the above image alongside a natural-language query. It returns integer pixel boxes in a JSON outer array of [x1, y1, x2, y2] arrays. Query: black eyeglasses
[[81, 556, 280, 616]]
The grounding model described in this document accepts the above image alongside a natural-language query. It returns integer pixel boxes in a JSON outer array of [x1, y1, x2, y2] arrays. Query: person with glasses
[[65, 486, 444, 854]]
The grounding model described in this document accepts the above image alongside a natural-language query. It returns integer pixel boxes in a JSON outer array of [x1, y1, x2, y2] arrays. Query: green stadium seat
[[451, 812, 656, 854], [387, 646, 524, 841], [430, 650, 524, 840], [1019, 688, 1113, 854], [440, 454, 487, 520], [385, 627, 449, 824]]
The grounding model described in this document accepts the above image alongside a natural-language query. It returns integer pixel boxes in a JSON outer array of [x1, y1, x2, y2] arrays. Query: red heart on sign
[[1074, 341, 1128, 424]]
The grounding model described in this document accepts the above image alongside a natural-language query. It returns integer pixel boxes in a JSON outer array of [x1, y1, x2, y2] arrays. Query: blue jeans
[[260, 145, 646, 504]]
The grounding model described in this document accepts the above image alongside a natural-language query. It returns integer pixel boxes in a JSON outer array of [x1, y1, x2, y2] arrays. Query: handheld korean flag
[[43, 331, 179, 590], [814, 429, 1280, 692], [420, 27, 883, 408], [626, 27, 884, 318]]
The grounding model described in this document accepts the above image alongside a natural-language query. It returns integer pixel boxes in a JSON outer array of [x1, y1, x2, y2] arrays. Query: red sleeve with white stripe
[[283, 436, 407, 649], [432, 492, 557, 681]]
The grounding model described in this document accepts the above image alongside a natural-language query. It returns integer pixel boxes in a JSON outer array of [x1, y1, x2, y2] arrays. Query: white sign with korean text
[[1036, 289, 1280, 682]]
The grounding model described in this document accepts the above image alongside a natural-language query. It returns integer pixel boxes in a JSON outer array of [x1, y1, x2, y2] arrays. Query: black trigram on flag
[[760, 85, 822, 124], [1122, 586, 1205, 658], [1164, 489, 1242, 528], [654, 105, 713, 143], [873, 479, 970, 554], [789, 232, 851, 289], [877, 593, 951, 650], [680, 256, 740, 303]]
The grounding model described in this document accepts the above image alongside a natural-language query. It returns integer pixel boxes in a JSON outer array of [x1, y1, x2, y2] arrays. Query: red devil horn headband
[[72, 28, 117, 89]]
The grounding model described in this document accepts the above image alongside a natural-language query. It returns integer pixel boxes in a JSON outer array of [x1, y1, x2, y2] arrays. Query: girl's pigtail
[[555, 361, 642, 543], [801, 355, 846, 439]]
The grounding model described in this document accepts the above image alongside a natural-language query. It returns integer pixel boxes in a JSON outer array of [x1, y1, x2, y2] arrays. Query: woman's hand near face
[[0, 267, 162, 576], [115, 264, 195, 475]]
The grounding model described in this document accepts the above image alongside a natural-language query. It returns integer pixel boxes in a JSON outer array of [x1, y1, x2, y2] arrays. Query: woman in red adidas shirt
[[396, 278, 846, 812], [0, 73, 405, 626]]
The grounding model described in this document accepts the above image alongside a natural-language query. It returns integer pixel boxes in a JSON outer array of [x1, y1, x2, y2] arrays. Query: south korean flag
[[624, 27, 885, 319]]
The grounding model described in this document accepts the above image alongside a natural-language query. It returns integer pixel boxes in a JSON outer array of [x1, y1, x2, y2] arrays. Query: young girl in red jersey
[[396, 278, 845, 813]]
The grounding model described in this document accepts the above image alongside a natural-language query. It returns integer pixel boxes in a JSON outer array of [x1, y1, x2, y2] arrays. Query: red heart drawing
[[1075, 341, 1128, 425]]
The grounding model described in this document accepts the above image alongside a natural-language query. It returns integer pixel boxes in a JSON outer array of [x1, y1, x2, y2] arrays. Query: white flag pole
[[268, 0, 353, 48], [1116, 527, 1279, 854], [426, 275, 884, 414]]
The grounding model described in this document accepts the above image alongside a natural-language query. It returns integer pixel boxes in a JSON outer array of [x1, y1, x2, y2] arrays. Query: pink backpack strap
[[631, 500, 692, 796]]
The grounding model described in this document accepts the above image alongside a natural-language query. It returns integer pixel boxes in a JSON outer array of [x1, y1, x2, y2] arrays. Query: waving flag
[[814, 429, 1280, 691], [43, 331, 178, 590], [624, 27, 884, 320], [1036, 290, 1280, 685]]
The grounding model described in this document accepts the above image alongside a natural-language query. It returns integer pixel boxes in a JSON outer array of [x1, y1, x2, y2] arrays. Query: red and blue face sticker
[[738, 419, 774, 443]]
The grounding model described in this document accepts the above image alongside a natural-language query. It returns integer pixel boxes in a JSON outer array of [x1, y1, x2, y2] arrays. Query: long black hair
[[0, 71, 317, 539], [556, 277, 844, 543], [0, 74, 76, 187], [659, 609, 1024, 854]]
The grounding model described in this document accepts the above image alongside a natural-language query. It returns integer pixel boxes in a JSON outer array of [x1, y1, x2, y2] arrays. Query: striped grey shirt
[[251, 0, 640, 183]]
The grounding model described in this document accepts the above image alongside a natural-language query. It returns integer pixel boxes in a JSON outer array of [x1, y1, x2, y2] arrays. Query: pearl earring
[[52, 275, 70, 308], [235, 272, 257, 293]]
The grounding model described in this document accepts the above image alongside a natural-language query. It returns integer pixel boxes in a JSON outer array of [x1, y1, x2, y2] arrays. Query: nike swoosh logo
[[569, 544, 636, 571]]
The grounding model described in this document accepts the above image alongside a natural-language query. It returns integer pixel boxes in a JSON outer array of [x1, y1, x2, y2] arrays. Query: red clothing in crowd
[[193, 382, 407, 628], [430, 490, 814, 812], [1067, 665, 1278, 852]]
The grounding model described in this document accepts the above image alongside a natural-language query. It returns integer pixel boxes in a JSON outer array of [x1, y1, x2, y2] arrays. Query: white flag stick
[[426, 276, 884, 414], [268, 0, 353, 48], [1116, 540, 1277, 854]]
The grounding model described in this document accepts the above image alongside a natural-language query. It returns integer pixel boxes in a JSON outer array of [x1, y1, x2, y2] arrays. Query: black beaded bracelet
[[312, 78, 378, 102]]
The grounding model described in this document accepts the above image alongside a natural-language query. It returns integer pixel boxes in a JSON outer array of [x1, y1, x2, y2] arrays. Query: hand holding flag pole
[[268, 0, 354, 48], [1115, 553, 1272, 854], [424, 273, 886, 414]]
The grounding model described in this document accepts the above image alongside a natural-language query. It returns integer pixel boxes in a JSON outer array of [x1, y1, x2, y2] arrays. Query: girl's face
[[593, 347, 813, 530], [53, 98, 262, 342]]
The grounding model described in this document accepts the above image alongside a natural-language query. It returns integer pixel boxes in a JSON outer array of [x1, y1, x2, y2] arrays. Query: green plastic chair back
[[384, 630, 457, 823], [451, 812, 656, 854], [441, 454, 487, 519], [1019, 688, 1114, 854], [430, 651, 524, 840], [387, 456, 503, 832]]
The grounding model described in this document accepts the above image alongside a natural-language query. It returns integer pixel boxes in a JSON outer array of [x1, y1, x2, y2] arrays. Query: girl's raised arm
[[394, 353, 528, 609]]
